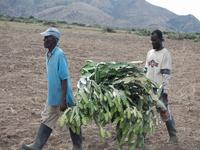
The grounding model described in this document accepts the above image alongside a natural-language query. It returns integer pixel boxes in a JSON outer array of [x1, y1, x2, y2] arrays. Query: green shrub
[[135, 29, 151, 36], [72, 22, 86, 27], [29, 16, 35, 19], [43, 21, 57, 27], [131, 28, 136, 31], [57, 20, 68, 24], [102, 27, 116, 33], [165, 32, 184, 40], [165, 31, 200, 42]]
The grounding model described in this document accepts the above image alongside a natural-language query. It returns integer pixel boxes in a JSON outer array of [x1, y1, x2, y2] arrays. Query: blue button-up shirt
[[46, 46, 73, 106]]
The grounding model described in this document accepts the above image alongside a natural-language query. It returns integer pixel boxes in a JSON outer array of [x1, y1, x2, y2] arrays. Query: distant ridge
[[1, 0, 200, 32]]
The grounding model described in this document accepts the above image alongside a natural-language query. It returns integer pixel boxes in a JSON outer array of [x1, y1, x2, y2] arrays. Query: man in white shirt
[[145, 30, 178, 143]]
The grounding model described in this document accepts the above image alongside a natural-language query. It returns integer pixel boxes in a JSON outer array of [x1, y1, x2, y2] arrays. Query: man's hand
[[60, 100, 67, 111], [160, 109, 170, 122], [161, 92, 168, 106]]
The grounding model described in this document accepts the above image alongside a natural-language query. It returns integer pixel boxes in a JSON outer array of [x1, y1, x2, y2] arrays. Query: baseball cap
[[40, 27, 61, 40]]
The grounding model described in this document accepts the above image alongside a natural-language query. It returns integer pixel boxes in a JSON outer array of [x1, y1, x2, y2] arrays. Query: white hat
[[40, 27, 61, 40]]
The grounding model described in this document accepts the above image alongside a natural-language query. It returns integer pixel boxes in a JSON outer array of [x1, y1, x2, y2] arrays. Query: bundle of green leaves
[[59, 60, 165, 149]]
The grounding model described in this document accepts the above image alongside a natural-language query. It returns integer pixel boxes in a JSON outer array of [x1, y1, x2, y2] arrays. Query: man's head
[[151, 30, 164, 50], [40, 27, 61, 50]]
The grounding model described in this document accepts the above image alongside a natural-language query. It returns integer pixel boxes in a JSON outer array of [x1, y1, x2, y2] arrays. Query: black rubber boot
[[69, 128, 83, 150], [22, 123, 52, 150], [165, 117, 178, 143]]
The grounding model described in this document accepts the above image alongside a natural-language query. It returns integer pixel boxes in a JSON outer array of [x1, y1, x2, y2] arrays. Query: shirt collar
[[47, 46, 58, 58]]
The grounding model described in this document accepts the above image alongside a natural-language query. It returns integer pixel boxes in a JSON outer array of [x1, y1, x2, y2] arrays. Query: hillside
[[0, 0, 200, 32], [36, 2, 114, 26]]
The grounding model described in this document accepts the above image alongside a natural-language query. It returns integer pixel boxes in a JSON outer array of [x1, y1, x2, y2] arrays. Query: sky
[[146, 0, 200, 21]]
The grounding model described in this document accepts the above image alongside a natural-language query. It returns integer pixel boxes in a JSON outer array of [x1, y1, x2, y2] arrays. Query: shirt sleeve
[[144, 59, 148, 72], [58, 53, 69, 80], [144, 51, 150, 73], [161, 50, 172, 71], [160, 50, 172, 93]]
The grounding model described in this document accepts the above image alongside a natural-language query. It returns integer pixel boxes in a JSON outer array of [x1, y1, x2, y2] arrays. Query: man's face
[[43, 35, 56, 49], [151, 33, 162, 50]]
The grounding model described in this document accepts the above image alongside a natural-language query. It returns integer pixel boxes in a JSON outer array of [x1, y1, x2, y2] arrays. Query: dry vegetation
[[0, 21, 200, 150]]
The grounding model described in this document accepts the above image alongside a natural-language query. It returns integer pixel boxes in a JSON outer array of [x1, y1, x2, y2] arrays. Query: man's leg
[[160, 93, 178, 143], [22, 123, 52, 150], [22, 105, 60, 150], [165, 115, 178, 143], [69, 128, 83, 150]]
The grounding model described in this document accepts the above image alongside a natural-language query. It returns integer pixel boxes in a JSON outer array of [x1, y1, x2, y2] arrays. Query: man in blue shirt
[[22, 27, 82, 150]]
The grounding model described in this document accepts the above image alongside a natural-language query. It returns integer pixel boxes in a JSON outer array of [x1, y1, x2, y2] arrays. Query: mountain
[[0, 0, 200, 32], [36, 2, 114, 26]]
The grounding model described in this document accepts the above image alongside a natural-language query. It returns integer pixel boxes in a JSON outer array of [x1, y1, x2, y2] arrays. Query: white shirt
[[145, 48, 172, 93]]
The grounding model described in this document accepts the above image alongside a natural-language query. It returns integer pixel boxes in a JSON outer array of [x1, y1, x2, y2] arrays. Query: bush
[[165, 31, 200, 42], [165, 32, 184, 40], [29, 16, 35, 19], [72, 22, 86, 27], [43, 21, 57, 27], [184, 33, 198, 40], [102, 27, 116, 33], [57, 20, 68, 24], [135, 29, 151, 36], [131, 28, 136, 31]]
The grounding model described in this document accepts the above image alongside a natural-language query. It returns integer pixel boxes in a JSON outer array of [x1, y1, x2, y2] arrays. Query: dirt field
[[0, 21, 200, 150]]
